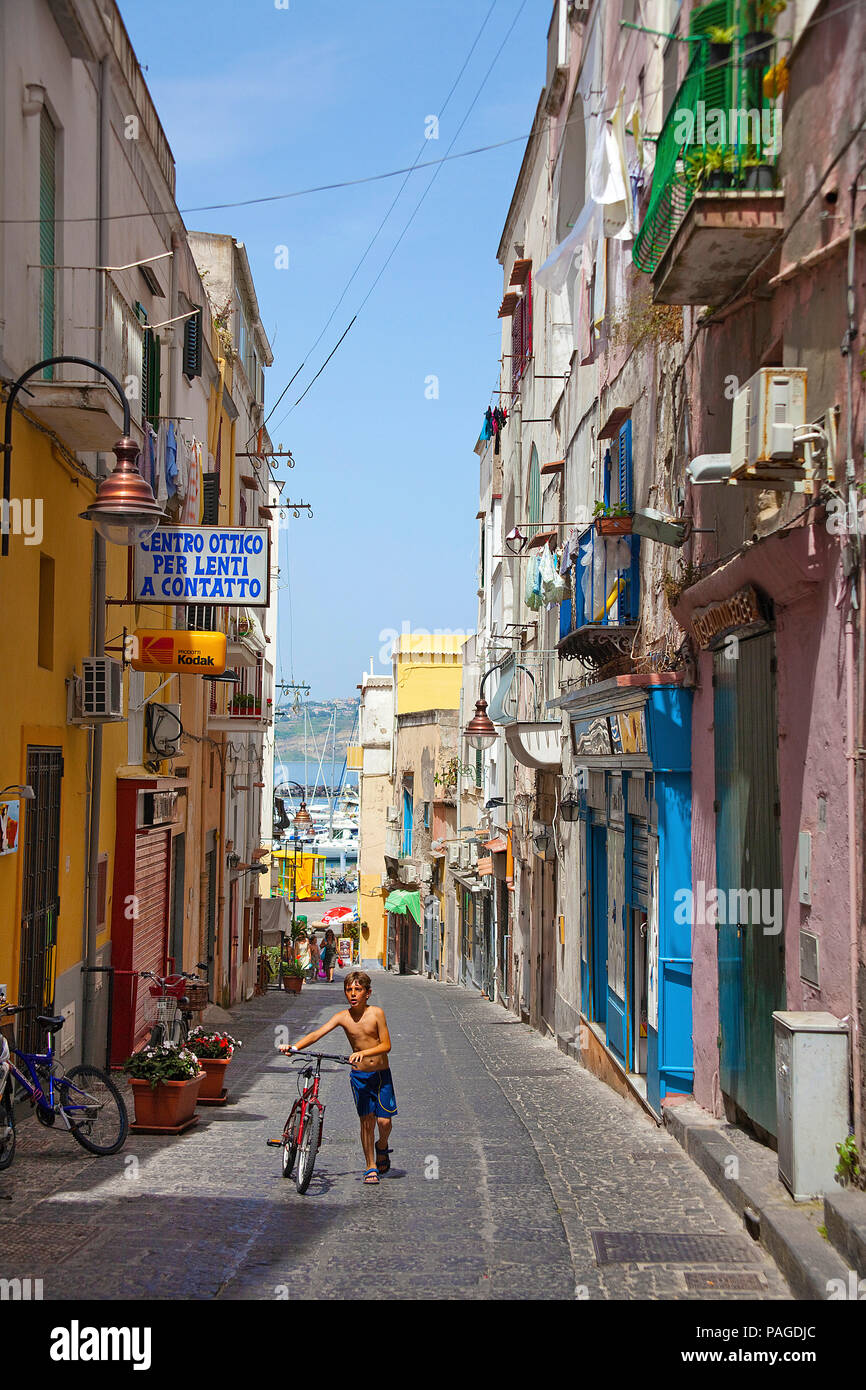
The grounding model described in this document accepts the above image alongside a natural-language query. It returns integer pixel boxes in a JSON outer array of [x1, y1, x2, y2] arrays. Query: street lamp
[[2, 356, 163, 556]]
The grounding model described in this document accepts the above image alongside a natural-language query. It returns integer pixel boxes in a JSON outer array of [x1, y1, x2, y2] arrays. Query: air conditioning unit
[[67, 657, 123, 724], [469, 841, 479, 867], [447, 842, 460, 867], [419, 862, 433, 885], [730, 369, 807, 478], [458, 843, 470, 870], [386, 806, 398, 823]]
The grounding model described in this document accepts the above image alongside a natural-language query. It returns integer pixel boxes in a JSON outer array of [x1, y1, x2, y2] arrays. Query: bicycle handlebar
[[287, 1049, 352, 1065]]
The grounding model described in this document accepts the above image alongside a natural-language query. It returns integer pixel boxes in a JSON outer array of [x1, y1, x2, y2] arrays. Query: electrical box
[[730, 368, 807, 477], [773, 1011, 849, 1201]]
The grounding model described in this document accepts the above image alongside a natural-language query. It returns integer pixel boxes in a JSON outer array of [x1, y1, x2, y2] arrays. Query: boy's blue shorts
[[350, 1067, 398, 1118]]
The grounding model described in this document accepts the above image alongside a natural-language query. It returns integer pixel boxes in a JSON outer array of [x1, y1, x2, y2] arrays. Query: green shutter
[[528, 445, 541, 537], [142, 329, 161, 427], [689, 0, 735, 114], [39, 111, 56, 379]]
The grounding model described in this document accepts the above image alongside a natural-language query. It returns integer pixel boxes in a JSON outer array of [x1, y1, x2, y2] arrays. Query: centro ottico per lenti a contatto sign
[[134, 526, 270, 606]]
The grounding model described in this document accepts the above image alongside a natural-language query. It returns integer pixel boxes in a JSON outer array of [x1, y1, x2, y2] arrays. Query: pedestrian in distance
[[309, 934, 321, 982], [322, 928, 338, 982], [279, 969, 396, 1184]]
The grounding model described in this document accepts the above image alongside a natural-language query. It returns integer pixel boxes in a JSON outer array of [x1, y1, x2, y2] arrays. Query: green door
[[714, 630, 785, 1136]]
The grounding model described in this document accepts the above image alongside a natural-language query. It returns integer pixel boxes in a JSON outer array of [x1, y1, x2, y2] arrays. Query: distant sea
[[273, 760, 359, 796]]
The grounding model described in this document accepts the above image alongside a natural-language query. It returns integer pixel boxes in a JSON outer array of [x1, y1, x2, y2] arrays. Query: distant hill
[[274, 699, 359, 763]]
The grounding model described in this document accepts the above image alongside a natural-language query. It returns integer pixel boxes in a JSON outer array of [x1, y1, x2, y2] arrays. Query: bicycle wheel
[[148, 1023, 166, 1048], [60, 1065, 128, 1155], [0, 1090, 15, 1171], [281, 1105, 300, 1178], [295, 1106, 322, 1194]]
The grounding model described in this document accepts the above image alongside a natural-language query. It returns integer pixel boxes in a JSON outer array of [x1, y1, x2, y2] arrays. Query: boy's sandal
[[363, 1168, 379, 1184], [375, 1144, 392, 1175]]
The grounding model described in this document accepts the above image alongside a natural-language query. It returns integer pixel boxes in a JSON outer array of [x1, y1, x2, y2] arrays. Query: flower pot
[[708, 41, 731, 66], [595, 515, 633, 536], [742, 30, 772, 68], [129, 1073, 203, 1129], [282, 975, 303, 993], [743, 164, 774, 191], [705, 170, 731, 191], [197, 1057, 231, 1100]]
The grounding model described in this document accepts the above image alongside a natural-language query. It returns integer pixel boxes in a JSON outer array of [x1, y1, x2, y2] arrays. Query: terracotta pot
[[595, 515, 633, 536], [282, 975, 303, 993], [130, 1073, 203, 1128], [197, 1056, 231, 1099]]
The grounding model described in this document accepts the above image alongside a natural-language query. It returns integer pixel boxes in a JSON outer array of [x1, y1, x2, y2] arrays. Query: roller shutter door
[[132, 830, 170, 1044]]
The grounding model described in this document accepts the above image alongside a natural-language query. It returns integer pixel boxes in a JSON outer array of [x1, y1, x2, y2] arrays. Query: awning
[[504, 721, 562, 770], [486, 656, 516, 724], [259, 895, 291, 944], [484, 836, 508, 853], [384, 890, 421, 925]]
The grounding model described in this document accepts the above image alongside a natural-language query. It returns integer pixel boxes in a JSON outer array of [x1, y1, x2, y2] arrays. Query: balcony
[[226, 609, 265, 668], [25, 270, 146, 450], [557, 526, 640, 668], [633, 37, 785, 304], [207, 658, 272, 731]]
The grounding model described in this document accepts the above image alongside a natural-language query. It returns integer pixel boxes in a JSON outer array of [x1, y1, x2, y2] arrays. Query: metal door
[[204, 844, 217, 990], [18, 746, 63, 1055], [541, 858, 556, 1032], [588, 823, 607, 1024], [132, 829, 170, 1044], [715, 631, 784, 1136], [606, 827, 627, 1063]]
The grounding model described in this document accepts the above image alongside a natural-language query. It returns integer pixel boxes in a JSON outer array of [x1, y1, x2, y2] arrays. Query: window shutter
[[143, 331, 161, 427], [183, 308, 202, 379], [39, 111, 56, 378], [689, 0, 734, 114], [201, 472, 219, 525], [140, 327, 150, 425], [618, 419, 633, 511]]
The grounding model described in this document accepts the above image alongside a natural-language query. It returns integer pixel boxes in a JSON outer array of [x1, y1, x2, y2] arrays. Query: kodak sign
[[130, 629, 227, 674]]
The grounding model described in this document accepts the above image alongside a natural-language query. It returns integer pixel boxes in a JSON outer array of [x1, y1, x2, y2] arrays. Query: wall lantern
[[464, 697, 498, 751], [79, 435, 164, 545]]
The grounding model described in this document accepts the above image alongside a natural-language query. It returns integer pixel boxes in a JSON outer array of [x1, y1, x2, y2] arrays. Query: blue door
[[588, 823, 608, 1025]]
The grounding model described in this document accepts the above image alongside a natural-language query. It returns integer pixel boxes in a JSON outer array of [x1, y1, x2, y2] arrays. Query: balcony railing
[[633, 34, 781, 276], [558, 526, 640, 667]]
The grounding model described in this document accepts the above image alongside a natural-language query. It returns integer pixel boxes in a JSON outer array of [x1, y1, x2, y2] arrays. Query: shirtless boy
[[279, 970, 396, 1185]]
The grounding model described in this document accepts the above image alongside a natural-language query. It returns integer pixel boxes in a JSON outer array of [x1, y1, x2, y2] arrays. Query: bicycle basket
[[184, 982, 209, 1009], [153, 997, 179, 1028]]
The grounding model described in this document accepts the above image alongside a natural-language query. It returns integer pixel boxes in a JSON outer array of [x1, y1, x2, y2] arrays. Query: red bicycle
[[268, 1050, 351, 1194]]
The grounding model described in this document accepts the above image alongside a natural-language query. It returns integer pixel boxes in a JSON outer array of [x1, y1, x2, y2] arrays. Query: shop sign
[[691, 584, 764, 649], [609, 709, 646, 755], [134, 527, 270, 606], [130, 629, 227, 674], [0, 799, 21, 855]]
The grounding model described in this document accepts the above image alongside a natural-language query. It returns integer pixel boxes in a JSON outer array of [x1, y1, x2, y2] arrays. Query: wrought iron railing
[[633, 34, 781, 275]]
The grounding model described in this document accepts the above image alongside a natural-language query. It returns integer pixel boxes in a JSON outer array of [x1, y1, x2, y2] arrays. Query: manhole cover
[[685, 1272, 766, 1291], [0, 1223, 96, 1267], [590, 1231, 759, 1265]]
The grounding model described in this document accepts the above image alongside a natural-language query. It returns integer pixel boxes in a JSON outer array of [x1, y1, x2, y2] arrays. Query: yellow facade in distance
[[393, 633, 471, 715]]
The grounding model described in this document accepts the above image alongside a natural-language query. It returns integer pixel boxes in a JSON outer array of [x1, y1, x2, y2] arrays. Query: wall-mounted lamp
[[532, 827, 552, 856], [464, 697, 497, 751], [79, 435, 164, 545]]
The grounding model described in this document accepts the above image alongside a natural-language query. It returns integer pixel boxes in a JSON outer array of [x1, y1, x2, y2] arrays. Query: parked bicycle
[[141, 966, 208, 1048], [0, 1004, 128, 1169], [267, 1049, 351, 1194]]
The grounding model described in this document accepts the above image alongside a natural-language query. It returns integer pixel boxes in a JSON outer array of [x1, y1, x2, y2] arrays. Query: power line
[[263, 0, 502, 430], [270, 0, 529, 432]]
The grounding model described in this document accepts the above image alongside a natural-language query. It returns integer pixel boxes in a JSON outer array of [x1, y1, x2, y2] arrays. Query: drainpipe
[[843, 177, 862, 1148], [82, 54, 111, 1065]]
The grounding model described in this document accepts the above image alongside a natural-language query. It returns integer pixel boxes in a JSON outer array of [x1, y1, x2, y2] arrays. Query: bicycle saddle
[[36, 1014, 66, 1032]]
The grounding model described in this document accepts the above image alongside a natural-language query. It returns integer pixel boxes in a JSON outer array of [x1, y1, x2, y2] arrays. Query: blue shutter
[[618, 419, 633, 511], [603, 448, 612, 508]]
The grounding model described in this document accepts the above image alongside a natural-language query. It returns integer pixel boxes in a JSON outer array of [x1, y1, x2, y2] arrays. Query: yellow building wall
[[0, 416, 130, 1002]]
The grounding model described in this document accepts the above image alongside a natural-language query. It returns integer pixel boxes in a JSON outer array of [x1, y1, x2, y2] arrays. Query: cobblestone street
[[0, 973, 791, 1301]]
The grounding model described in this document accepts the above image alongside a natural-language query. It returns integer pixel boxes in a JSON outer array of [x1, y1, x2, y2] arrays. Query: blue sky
[[121, 0, 549, 697]]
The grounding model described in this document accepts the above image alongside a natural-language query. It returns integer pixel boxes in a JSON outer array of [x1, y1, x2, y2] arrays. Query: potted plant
[[123, 1044, 204, 1129], [593, 501, 633, 536], [281, 959, 305, 993], [187, 1027, 242, 1100], [743, 0, 786, 68], [741, 147, 775, 191], [707, 23, 736, 66]]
